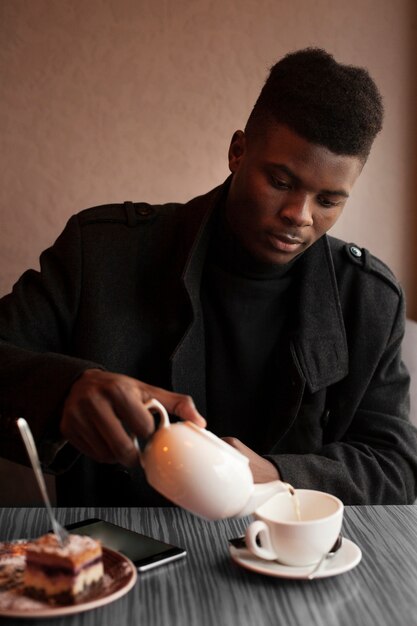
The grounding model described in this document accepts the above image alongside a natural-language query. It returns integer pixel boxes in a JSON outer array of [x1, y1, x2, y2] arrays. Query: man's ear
[[228, 130, 246, 173]]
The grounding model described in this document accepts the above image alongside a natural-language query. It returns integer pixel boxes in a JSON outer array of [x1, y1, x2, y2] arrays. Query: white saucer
[[229, 537, 362, 580]]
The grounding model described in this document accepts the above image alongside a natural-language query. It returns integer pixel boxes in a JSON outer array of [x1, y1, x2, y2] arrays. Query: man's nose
[[279, 192, 313, 227]]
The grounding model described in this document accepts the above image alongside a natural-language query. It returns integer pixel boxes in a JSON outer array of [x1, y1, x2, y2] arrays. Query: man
[[1, 48, 416, 506]]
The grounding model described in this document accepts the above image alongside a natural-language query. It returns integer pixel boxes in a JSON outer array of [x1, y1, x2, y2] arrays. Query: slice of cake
[[23, 533, 103, 604]]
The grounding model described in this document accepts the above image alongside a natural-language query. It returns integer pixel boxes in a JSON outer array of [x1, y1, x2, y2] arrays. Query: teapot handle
[[143, 398, 171, 428], [132, 398, 171, 454]]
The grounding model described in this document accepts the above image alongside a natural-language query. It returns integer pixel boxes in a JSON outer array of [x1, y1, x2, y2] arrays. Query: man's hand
[[222, 436, 281, 483], [61, 369, 206, 467]]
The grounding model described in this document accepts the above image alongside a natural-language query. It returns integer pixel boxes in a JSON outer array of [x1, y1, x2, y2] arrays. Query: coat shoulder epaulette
[[328, 236, 402, 297], [75, 201, 177, 227]]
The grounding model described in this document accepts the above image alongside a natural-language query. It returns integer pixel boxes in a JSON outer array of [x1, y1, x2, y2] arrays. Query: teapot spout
[[236, 480, 287, 517]]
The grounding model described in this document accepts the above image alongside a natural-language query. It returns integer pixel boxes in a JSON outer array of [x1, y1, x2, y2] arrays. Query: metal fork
[[17, 418, 69, 547]]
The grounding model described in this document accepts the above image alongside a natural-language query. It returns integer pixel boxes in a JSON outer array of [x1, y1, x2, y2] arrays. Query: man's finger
[[144, 385, 207, 427]]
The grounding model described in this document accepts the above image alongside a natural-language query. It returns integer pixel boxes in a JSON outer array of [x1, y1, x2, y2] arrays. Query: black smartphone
[[228, 536, 246, 549], [64, 518, 186, 572]]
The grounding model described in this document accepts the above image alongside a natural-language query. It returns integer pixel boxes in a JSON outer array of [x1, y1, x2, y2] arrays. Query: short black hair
[[245, 48, 383, 160]]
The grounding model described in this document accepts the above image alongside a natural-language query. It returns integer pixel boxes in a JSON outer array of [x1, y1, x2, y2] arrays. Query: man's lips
[[267, 232, 305, 253]]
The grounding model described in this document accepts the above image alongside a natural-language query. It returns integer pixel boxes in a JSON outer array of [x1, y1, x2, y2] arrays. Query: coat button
[[321, 409, 330, 428], [136, 205, 154, 217], [349, 245, 362, 258]]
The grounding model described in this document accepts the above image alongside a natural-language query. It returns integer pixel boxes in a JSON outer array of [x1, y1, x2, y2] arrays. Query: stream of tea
[[282, 483, 301, 521]]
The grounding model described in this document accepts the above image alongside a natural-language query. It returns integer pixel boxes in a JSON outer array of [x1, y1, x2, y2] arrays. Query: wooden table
[[1, 505, 417, 625]]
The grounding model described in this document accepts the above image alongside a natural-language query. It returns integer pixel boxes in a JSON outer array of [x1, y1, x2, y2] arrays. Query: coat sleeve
[[0, 215, 104, 468], [266, 292, 417, 504]]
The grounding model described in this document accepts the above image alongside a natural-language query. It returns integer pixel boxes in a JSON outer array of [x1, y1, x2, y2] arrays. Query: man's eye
[[317, 196, 338, 208], [271, 177, 291, 190]]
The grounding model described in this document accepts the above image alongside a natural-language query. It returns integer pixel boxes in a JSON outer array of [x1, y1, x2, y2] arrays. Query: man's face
[[225, 123, 364, 265]]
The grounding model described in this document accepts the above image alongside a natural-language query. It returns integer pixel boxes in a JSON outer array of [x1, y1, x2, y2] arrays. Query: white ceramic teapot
[[135, 398, 286, 520]]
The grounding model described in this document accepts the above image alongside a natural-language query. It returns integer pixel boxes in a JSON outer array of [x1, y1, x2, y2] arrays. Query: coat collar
[[180, 180, 231, 301], [169, 182, 228, 413], [290, 236, 349, 393]]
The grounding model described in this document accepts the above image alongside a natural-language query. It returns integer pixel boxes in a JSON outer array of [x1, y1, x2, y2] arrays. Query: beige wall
[[1, 0, 416, 316]]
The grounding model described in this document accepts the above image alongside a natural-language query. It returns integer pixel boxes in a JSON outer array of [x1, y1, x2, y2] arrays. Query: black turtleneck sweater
[[201, 211, 299, 454]]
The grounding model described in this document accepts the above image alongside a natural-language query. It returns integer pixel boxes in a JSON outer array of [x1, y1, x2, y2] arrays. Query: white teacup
[[245, 489, 343, 567]]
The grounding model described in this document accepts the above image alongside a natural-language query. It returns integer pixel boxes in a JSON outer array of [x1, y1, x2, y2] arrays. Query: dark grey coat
[[1, 182, 416, 505]]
